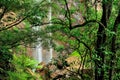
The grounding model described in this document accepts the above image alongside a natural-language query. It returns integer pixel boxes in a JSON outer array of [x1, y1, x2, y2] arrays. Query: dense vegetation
[[0, 0, 120, 80]]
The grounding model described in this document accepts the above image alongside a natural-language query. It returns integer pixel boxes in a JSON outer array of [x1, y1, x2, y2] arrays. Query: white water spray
[[33, 0, 52, 64], [48, 0, 53, 63], [32, 26, 42, 63], [43, 0, 52, 63]]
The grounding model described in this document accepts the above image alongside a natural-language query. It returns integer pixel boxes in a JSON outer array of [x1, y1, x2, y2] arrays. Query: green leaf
[[69, 51, 80, 57]]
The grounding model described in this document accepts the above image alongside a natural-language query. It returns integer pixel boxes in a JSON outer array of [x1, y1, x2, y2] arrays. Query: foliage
[[0, 47, 13, 79], [0, 0, 49, 79], [1, 0, 120, 80], [41, 0, 120, 80], [7, 54, 42, 80]]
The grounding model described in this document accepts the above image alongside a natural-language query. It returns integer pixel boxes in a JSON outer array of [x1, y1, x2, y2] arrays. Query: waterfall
[[33, 44, 42, 63], [47, 0, 53, 63], [32, 26, 43, 63], [33, 0, 52, 64], [42, 0, 52, 64]]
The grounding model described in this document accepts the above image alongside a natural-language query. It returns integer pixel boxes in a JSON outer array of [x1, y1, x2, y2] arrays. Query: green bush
[[7, 54, 42, 80]]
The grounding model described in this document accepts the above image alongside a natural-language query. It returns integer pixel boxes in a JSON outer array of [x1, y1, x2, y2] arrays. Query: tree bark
[[109, 10, 120, 80], [95, 1, 112, 80]]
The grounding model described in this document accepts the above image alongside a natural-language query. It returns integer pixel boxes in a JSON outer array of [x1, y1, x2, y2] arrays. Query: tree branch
[[0, 6, 7, 20], [0, 17, 27, 31], [71, 20, 105, 29], [64, 0, 72, 29]]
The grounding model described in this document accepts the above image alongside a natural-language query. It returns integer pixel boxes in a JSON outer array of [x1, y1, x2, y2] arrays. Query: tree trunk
[[95, 1, 112, 80], [109, 10, 120, 80]]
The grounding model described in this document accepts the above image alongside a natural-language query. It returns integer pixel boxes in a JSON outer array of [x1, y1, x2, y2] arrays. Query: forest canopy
[[0, 0, 120, 80]]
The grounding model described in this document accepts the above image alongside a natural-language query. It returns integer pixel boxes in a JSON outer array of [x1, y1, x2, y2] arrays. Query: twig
[[64, 0, 72, 29]]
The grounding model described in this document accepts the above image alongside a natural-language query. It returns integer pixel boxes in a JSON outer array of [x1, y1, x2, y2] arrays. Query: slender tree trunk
[[95, 1, 112, 80], [109, 10, 120, 80], [95, 4, 106, 80]]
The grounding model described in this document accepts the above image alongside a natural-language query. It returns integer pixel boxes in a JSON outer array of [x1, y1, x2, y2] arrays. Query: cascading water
[[47, 0, 53, 63], [33, 0, 52, 64], [32, 26, 43, 63], [34, 43, 42, 62]]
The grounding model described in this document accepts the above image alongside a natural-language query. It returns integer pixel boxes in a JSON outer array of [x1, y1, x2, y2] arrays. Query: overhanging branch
[[0, 17, 27, 31], [71, 20, 105, 29]]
